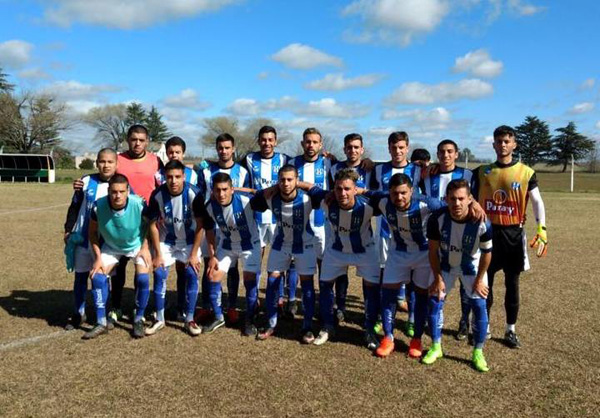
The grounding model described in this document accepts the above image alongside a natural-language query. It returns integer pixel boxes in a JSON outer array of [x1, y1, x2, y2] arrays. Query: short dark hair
[[258, 125, 277, 140], [164, 159, 186, 173], [437, 139, 458, 152], [303, 127, 322, 140], [493, 125, 516, 140], [334, 168, 359, 184], [278, 164, 298, 177], [410, 148, 431, 163], [212, 172, 232, 187], [344, 133, 363, 147], [127, 124, 149, 139], [446, 179, 471, 196], [216, 133, 235, 146], [109, 173, 129, 187], [388, 131, 409, 146], [166, 136, 186, 153], [389, 173, 413, 189], [97, 147, 117, 160]]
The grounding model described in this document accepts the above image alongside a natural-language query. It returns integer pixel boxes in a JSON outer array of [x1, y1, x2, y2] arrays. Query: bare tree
[[0, 92, 70, 153], [83, 104, 128, 150]]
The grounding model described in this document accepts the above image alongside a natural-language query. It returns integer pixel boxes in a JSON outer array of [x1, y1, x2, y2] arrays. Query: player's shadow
[[0, 289, 75, 327]]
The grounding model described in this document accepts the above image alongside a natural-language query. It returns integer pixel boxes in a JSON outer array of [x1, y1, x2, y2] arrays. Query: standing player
[[146, 160, 205, 337], [471, 125, 548, 348], [196, 173, 262, 336], [303, 169, 381, 347], [197, 133, 250, 324], [425, 179, 492, 372], [250, 165, 318, 343], [84, 174, 151, 340], [63, 148, 118, 330]]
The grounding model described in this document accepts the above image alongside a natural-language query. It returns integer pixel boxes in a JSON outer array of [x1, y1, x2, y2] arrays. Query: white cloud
[[478, 135, 494, 149], [596, 121, 600, 130], [0, 40, 34, 69], [301, 98, 369, 118], [342, 0, 450, 46], [453, 49, 503, 78], [271, 43, 343, 70], [382, 107, 452, 130], [385, 79, 493, 104], [570, 102, 595, 114], [508, 0, 545, 16], [41, 80, 122, 100], [17, 67, 52, 80], [162, 88, 210, 110], [226, 98, 262, 117], [226, 96, 369, 119], [305, 73, 385, 91], [42, 0, 241, 29], [257, 71, 269, 80], [581, 78, 595, 90], [65, 100, 104, 114]]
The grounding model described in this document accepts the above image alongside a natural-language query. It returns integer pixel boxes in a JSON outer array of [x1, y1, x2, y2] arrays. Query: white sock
[[506, 323, 516, 333]]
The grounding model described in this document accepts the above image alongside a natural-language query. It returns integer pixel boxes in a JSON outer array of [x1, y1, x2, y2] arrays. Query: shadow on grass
[[0, 289, 77, 327]]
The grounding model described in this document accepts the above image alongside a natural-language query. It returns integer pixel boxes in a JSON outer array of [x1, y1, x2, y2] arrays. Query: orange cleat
[[375, 336, 395, 358], [408, 338, 423, 359]]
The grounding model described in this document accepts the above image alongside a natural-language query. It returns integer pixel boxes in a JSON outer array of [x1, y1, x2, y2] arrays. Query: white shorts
[[100, 244, 147, 268], [267, 245, 317, 276], [158, 243, 201, 267], [320, 245, 380, 284], [258, 223, 276, 247], [313, 226, 326, 260], [200, 229, 222, 257], [383, 250, 432, 288], [442, 269, 488, 300], [216, 245, 261, 274], [73, 245, 94, 273], [379, 235, 390, 268]]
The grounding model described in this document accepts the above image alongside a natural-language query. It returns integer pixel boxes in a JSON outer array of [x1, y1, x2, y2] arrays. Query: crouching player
[[425, 179, 492, 372], [196, 173, 262, 336], [63, 148, 117, 330], [85, 174, 152, 340], [146, 160, 205, 337], [250, 165, 318, 343]]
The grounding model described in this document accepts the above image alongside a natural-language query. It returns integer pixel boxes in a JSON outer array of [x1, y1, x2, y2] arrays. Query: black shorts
[[489, 225, 526, 275]]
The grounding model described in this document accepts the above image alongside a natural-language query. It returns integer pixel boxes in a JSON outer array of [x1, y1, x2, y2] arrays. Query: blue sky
[[1, 0, 599, 160]]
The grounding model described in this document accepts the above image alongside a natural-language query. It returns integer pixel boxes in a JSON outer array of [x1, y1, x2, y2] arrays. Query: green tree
[[549, 122, 595, 172], [145, 106, 170, 142], [514, 116, 552, 166], [457, 147, 475, 162], [125, 102, 147, 126], [79, 158, 95, 169], [52, 145, 76, 169], [83, 104, 128, 150], [0, 67, 14, 93]]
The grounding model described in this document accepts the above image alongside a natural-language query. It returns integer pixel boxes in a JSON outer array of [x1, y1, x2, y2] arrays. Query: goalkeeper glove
[[529, 224, 547, 257]]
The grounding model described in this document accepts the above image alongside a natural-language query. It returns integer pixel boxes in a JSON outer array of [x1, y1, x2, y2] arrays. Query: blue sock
[[287, 261, 298, 302], [470, 298, 488, 349], [301, 279, 315, 330], [428, 296, 445, 344], [335, 274, 349, 311], [201, 262, 211, 309], [134, 273, 150, 322], [185, 266, 199, 322], [407, 282, 416, 323], [363, 282, 381, 331], [459, 283, 472, 325], [153, 266, 169, 322], [91, 273, 109, 326], [208, 280, 223, 321], [266, 275, 281, 328], [73, 272, 88, 316], [398, 283, 406, 301], [278, 271, 285, 302], [176, 266, 186, 313], [381, 287, 399, 338], [226, 266, 240, 309], [244, 279, 258, 321], [319, 280, 334, 329], [413, 292, 428, 338]]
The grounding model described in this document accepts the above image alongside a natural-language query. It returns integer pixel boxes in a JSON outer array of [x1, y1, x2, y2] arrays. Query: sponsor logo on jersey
[[485, 199, 517, 216]]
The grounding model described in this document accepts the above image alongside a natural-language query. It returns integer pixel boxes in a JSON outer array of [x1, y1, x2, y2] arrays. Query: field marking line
[[0, 330, 69, 352], [0, 203, 69, 216]]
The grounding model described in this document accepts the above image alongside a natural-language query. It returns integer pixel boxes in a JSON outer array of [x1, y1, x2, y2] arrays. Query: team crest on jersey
[[484, 166, 493, 176], [511, 182, 521, 190]]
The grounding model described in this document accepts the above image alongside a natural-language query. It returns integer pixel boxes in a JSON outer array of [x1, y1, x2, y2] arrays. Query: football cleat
[[145, 320, 165, 336], [408, 338, 423, 359], [185, 320, 202, 337], [456, 320, 469, 341], [404, 321, 415, 338], [504, 331, 521, 349], [365, 331, 380, 351], [313, 329, 331, 346], [242, 321, 257, 337], [82, 324, 108, 340], [107, 309, 123, 324], [335, 309, 345, 324], [256, 327, 275, 341], [301, 329, 315, 345], [65, 313, 86, 331], [375, 336, 395, 358], [373, 321, 384, 336], [284, 300, 298, 319], [472, 348, 490, 372], [422, 343, 443, 365], [203, 318, 225, 334], [132, 320, 145, 339]]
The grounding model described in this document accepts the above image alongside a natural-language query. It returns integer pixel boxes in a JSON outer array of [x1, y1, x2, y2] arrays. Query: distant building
[[75, 152, 96, 169]]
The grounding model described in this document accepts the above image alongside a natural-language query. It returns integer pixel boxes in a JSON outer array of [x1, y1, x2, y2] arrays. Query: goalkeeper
[[471, 125, 547, 349]]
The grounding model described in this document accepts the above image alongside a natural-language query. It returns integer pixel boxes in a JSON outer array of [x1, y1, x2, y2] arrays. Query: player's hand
[[90, 260, 105, 277], [469, 201, 487, 223], [322, 151, 338, 163], [427, 163, 440, 176], [153, 254, 165, 270], [206, 256, 219, 280], [63, 232, 70, 245], [360, 158, 375, 172], [529, 225, 548, 257], [137, 247, 152, 268], [187, 254, 202, 275], [473, 280, 489, 298], [262, 186, 278, 200], [73, 178, 84, 191], [428, 278, 446, 300]]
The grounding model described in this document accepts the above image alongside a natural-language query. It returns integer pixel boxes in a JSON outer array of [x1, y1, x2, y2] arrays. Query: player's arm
[[473, 222, 493, 297], [188, 219, 204, 275], [250, 190, 270, 212], [359, 158, 375, 172], [296, 180, 314, 191], [426, 215, 445, 299], [234, 187, 257, 194], [148, 220, 163, 270], [64, 189, 84, 244], [528, 184, 547, 257]]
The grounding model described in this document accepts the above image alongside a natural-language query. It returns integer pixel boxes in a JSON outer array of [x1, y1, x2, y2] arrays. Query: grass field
[[1, 178, 599, 417]]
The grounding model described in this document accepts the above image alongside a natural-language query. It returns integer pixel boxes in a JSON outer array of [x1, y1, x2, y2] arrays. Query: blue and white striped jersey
[[329, 161, 371, 189], [427, 208, 493, 276], [309, 187, 380, 254], [369, 192, 443, 254], [154, 166, 198, 187], [69, 174, 110, 248], [147, 182, 204, 247], [372, 162, 422, 238], [245, 152, 288, 225], [197, 161, 250, 199], [197, 192, 260, 251], [290, 154, 331, 228], [422, 167, 473, 200]]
